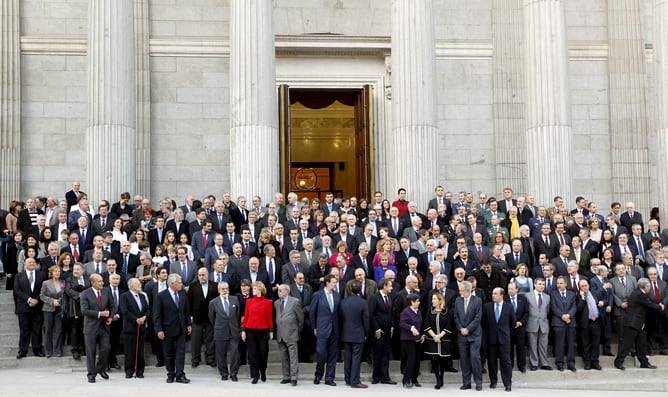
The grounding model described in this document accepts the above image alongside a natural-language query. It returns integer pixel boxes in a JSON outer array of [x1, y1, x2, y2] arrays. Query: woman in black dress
[[424, 292, 455, 389]]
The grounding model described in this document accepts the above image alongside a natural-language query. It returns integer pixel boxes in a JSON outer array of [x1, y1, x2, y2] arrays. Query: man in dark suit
[[619, 202, 644, 233], [310, 274, 341, 385], [237, 257, 270, 295], [208, 281, 241, 381], [192, 219, 215, 266], [368, 278, 396, 384], [166, 208, 189, 240], [65, 181, 81, 212], [13, 258, 45, 358], [482, 288, 516, 391], [154, 274, 192, 383], [506, 282, 529, 373], [147, 217, 167, 255], [187, 268, 218, 367], [290, 272, 314, 362], [222, 221, 242, 255], [339, 280, 370, 388], [535, 223, 559, 262], [505, 239, 529, 272], [308, 253, 331, 292], [80, 273, 115, 383], [91, 204, 114, 237], [550, 276, 577, 371], [114, 241, 140, 277], [615, 278, 664, 370], [454, 280, 483, 391], [497, 189, 516, 216], [575, 279, 604, 370], [119, 278, 150, 378], [275, 284, 304, 386]]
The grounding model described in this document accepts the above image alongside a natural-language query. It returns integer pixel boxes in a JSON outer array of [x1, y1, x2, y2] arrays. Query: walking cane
[[134, 323, 140, 378]]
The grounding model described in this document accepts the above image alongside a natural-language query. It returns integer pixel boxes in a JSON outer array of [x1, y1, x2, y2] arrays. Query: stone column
[[134, 0, 151, 198], [229, 0, 278, 202], [390, 0, 438, 209], [656, 0, 668, 213], [1, 0, 21, 206], [492, 0, 526, 195], [523, 0, 573, 205], [86, 0, 136, 204], [607, 0, 651, 217]]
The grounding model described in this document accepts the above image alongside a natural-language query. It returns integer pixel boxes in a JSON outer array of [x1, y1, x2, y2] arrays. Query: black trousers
[[162, 333, 186, 379], [579, 320, 602, 365], [510, 328, 526, 370], [17, 310, 43, 354], [615, 326, 650, 367], [401, 341, 421, 385], [372, 332, 392, 381], [123, 329, 146, 376], [246, 329, 269, 379], [487, 343, 512, 387]]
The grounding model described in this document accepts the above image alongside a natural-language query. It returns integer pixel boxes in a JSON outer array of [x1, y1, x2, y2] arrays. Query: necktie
[[223, 296, 229, 315], [174, 291, 180, 307], [561, 292, 566, 303], [281, 299, 286, 312], [586, 293, 597, 321], [544, 236, 549, 245], [495, 303, 501, 323], [181, 262, 187, 283], [307, 252, 312, 264], [203, 233, 207, 247], [621, 278, 626, 288], [637, 238, 644, 258], [52, 256, 57, 265], [245, 243, 249, 255], [78, 278, 84, 286], [478, 246, 483, 261], [81, 229, 86, 242], [547, 278, 552, 291], [572, 277, 578, 291], [464, 297, 469, 314], [217, 273, 222, 283], [101, 218, 106, 228], [113, 288, 119, 308], [654, 282, 661, 303], [96, 263, 100, 274], [511, 296, 517, 312], [537, 293, 543, 309], [559, 234, 565, 246], [123, 254, 129, 274], [218, 247, 223, 255], [73, 246, 79, 261], [362, 257, 367, 272], [28, 272, 34, 290], [294, 264, 299, 273], [327, 292, 334, 311], [429, 253, 434, 263], [135, 294, 142, 311], [269, 259, 274, 284], [623, 246, 628, 255], [97, 290, 102, 307], [384, 294, 389, 310]]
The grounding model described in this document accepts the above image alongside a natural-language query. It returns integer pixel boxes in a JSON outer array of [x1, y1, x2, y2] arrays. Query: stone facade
[[4, 0, 663, 214]]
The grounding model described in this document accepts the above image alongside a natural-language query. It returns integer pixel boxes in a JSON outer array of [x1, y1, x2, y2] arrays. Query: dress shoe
[[72, 351, 81, 360], [313, 377, 321, 385], [156, 361, 165, 367], [519, 368, 526, 373], [403, 383, 413, 388], [640, 364, 658, 369], [351, 384, 368, 388], [166, 377, 175, 383], [280, 379, 291, 384], [230, 375, 238, 382], [175, 377, 191, 384], [445, 367, 458, 373], [251, 377, 259, 384], [490, 383, 497, 389], [34, 351, 45, 357], [592, 364, 602, 370], [371, 379, 380, 384], [261, 373, 267, 382], [99, 371, 109, 380], [191, 362, 200, 368], [46, 353, 52, 358], [221, 376, 228, 381], [603, 351, 614, 356], [412, 381, 421, 387], [584, 364, 591, 370], [556, 364, 564, 371], [88, 376, 96, 383], [614, 363, 625, 371], [325, 380, 337, 386], [137, 374, 144, 378], [460, 384, 472, 390], [540, 365, 553, 371], [476, 385, 483, 391], [112, 363, 121, 370], [207, 362, 216, 367], [568, 365, 576, 372], [16, 352, 27, 359], [291, 380, 298, 386], [530, 366, 538, 371], [380, 379, 397, 385], [505, 386, 512, 392], [125, 374, 133, 379]]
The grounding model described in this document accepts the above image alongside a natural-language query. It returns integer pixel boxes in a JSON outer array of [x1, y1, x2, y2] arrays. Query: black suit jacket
[[482, 301, 516, 345], [112, 252, 140, 276], [187, 280, 218, 324], [153, 288, 191, 337], [623, 288, 662, 330], [620, 212, 644, 233], [13, 270, 45, 313], [119, 291, 150, 333], [505, 293, 529, 330], [166, 220, 189, 241], [369, 292, 393, 333]]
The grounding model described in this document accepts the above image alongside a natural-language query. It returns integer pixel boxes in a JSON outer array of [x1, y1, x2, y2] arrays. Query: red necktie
[[559, 234, 565, 246], [203, 233, 207, 247], [245, 243, 249, 255], [73, 246, 79, 261], [654, 282, 661, 303], [97, 290, 102, 307]]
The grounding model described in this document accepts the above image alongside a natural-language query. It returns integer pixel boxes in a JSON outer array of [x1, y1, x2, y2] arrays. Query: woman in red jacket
[[241, 281, 274, 384]]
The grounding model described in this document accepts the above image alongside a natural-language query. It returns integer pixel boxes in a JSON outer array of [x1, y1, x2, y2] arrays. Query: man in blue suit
[[310, 274, 340, 386], [454, 280, 483, 391], [483, 287, 516, 392], [339, 280, 370, 388], [153, 274, 192, 384]]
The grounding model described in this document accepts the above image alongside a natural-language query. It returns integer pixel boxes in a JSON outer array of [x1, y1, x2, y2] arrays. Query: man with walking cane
[[120, 278, 150, 378]]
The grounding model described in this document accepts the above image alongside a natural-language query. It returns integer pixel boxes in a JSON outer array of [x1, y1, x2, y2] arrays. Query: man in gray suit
[[454, 280, 483, 391], [80, 273, 115, 383], [526, 278, 552, 371], [611, 263, 638, 347], [208, 281, 241, 381], [275, 284, 304, 386], [84, 248, 107, 278], [170, 247, 198, 287]]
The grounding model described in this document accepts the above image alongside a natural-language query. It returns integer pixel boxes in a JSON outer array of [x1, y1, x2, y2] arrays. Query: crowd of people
[[1, 183, 667, 390]]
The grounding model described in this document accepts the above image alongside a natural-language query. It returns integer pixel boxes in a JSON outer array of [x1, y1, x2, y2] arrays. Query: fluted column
[[524, 0, 572, 205], [1, 0, 21, 207], [493, 0, 526, 195], [607, 0, 651, 216], [134, 0, 151, 198], [229, 0, 278, 202], [86, 0, 136, 204], [390, 0, 438, 209], [656, 0, 668, 213]]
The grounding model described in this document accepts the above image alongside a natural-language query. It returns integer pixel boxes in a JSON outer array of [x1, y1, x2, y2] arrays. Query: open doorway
[[278, 86, 374, 202]]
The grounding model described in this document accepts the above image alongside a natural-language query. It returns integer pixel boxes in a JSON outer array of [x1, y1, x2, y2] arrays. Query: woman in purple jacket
[[399, 293, 425, 388]]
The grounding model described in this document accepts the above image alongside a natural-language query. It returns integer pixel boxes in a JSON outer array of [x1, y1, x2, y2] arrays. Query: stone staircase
[[0, 279, 666, 391]]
